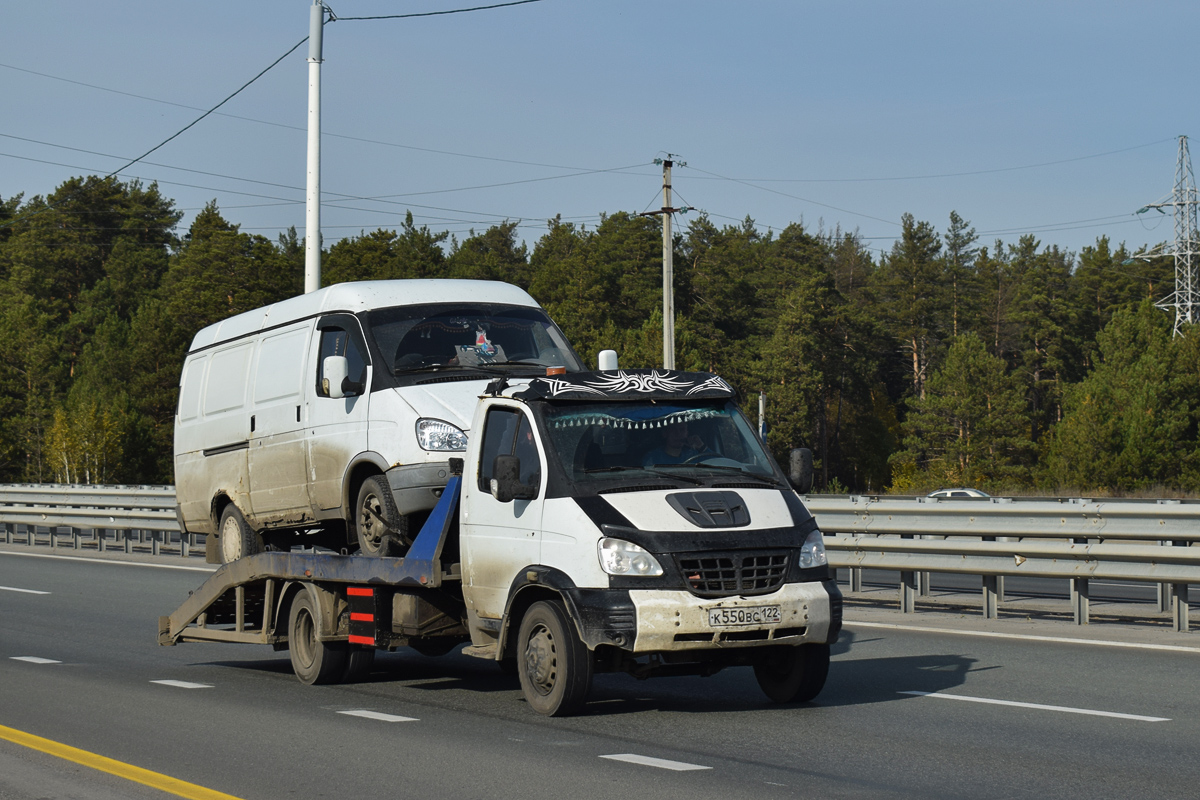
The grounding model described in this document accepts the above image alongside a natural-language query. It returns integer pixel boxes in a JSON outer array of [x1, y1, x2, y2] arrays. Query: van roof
[[187, 279, 541, 351]]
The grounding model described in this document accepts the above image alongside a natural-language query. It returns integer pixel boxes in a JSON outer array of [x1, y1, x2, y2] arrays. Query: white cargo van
[[174, 280, 584, 563]]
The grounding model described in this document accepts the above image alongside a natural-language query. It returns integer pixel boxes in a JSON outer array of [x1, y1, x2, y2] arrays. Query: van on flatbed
[[173, 279, 583, 563]]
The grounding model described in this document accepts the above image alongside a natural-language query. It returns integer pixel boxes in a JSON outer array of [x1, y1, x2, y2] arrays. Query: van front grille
[[676, 551, 790, 598]]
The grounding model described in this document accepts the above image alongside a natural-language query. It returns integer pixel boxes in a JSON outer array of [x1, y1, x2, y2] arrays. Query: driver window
[[478, 408, 542, 494], [316, 327, 368, 397]]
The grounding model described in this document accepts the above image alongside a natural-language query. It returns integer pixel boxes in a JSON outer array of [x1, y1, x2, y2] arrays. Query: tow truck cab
[[459, 369, 841, 714]]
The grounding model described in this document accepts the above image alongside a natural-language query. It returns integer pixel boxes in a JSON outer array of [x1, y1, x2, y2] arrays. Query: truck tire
[[288, 591, 348, 685], [354, 476, 409, 557], [517, 600, 592, 717], [341, 645, 375, 683], [218, 504, 259, 564], [753, 643, 830, 704]]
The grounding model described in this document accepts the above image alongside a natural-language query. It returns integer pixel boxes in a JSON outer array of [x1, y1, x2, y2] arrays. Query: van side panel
[[174, 354, 211, 530]]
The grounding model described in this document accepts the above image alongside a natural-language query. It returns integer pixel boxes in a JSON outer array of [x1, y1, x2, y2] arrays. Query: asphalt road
[[2, 548, 1199, 799]]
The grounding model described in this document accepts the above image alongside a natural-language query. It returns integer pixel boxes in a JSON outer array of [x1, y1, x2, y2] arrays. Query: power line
[[327, 0, 544, 23]]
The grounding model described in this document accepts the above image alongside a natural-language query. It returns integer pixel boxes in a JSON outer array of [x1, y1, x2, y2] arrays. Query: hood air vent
[[666, 491, 750, 528]]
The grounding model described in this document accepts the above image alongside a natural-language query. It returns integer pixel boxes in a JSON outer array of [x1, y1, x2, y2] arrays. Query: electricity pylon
[[1134, 135, 1200, 336]]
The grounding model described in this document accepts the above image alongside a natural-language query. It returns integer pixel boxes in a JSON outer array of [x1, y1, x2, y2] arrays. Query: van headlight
[[799, 528, 827, 569], [416, 418, 468, 451], [598, 538, 664, 576]]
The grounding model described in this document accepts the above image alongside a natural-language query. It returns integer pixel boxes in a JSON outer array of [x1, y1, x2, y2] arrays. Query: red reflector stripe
[[348, 635, 375, 645], [350, 612, 374, 622], [346, 587, 373, 597]]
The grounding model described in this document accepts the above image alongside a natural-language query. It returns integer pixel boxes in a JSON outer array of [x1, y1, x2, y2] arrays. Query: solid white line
[[337, 710, 418, 723], [899, 691, 1170, 722], [0, 585, 50, 594], [11, 656, 60, 664], [150, 680, 213, 689], [0, 550, 215, 572], [847, 620, 1200, 654], [600, 754, 712, 771]]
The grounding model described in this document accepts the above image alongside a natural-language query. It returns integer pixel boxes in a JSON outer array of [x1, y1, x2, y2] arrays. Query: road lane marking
[[600, 754, 712, 771], [151, 680, 213, 689], [0, 722, 245, 800], [0, 585, 50, 594], [10, 656, 61, 664], [337, 710, 419, 723], [848, 620, 1200, 654], [899, 691, 1170, 722], [0, 550, 215, 572]]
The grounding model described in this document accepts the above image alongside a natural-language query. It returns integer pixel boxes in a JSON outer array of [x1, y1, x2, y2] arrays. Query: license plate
[[706, 605, 781, 627]]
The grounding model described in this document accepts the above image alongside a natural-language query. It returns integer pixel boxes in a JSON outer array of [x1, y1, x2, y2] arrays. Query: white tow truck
[[160, 367, 841, 716]]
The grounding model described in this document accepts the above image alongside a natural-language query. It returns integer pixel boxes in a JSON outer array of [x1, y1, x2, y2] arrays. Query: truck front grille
[[676, 551, 790, 598]]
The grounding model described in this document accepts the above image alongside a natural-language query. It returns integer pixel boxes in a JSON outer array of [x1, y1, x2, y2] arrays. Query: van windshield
[[538, 400, 781, 488], [365, 303, 584, 376]]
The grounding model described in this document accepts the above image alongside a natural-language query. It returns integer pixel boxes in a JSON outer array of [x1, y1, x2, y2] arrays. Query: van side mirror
[[490, 454, 537, 502], [789, 447, 814, 494], [323, 356, 348, 399]]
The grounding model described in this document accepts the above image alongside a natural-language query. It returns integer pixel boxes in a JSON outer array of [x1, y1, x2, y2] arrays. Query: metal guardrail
[[0, 483, 198, 557], [1, 485, 1196, 632], [804, 495, 1199, 632]]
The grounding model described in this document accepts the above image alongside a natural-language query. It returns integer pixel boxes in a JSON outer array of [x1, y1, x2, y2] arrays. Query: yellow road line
[[0, 723, 244, 800]]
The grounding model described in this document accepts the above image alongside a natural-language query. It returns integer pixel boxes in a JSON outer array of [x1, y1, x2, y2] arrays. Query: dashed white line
[[0, 585, 50, 594], [848, 620, 1200, 654], [337, 710, 419, 723], [600, 754, 712, 771], [10, 656, 60, 664], [899, 691, 1170, 722], [150, 680, 213, 689]]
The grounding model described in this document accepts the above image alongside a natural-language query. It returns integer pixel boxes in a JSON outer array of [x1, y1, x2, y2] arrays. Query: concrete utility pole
[[640, 156, 689, 369], [304, 0, 324, 294], [1134, 135, 1200, 336]]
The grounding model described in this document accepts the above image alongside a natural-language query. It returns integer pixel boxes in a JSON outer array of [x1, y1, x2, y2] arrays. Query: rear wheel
[[288, 591, 347, 685], [218, 505, 259, 564], [517, 600, 592, 716], [753, 643, 830, 703], [341, 645, 376, 683], [354, 476, 408, 557]]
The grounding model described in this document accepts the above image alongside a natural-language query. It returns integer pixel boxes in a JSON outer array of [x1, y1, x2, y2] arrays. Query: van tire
[[341, 645, 375, 683], [753, 643, 830, 703], [218, 505, 259, 563], [354, 476, 408, 558], [517, 600, 592, 717], [288, 591, 347, 685]]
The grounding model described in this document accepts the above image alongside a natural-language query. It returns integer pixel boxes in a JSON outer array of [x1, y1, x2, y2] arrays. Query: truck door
[[247, 323, 312, 520], [461, 405, 544, 621], [306, 316, 371, 512]]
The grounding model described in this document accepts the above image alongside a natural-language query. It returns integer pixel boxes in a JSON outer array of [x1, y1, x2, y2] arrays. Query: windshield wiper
[[583, 465, 703, 485], [397, 363, 503, 376], [651, 462, 781, 486]]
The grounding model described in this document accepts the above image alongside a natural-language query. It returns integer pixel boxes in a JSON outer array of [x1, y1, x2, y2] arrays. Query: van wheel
[[753, 643, 830, 703], [218, 505, 259, 563], [354, 476, 409, 557], [517, 600, 592, 716], [288, 591, 347, 685]]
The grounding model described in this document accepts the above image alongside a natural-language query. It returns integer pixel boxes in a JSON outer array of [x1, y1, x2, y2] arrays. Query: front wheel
[[218, 504, 259, 564], [517, 600, 592, 717], [288, 591, 347, 685], [753, 643, 830, 704], [354, 476, 409, 557]]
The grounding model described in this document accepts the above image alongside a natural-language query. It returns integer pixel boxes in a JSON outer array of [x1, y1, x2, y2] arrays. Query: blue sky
[[3, 1, 1198, 260]]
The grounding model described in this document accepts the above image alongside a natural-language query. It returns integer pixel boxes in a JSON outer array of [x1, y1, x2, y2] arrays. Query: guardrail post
[[49, 526, 56, 549], [1158, 583, 1174, 613], [25, 525, 34, 546], [181, 532, 189, 558], [124, 529, 133, 554], [850, 567, 862, 592], [1173, 584, 1190, 633], [72, 527, 81, 550], [1072, 578, 1090, 625], [899, 571, 916, 613], [2, 522, 9, 544], [982, 576, 998, 619], [151, 531, 161, 556], [98, 528, 106, 552]]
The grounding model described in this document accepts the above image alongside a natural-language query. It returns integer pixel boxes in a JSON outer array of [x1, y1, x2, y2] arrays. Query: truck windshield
[[539, 400, 780, 487], [366, 303, 584, 376]]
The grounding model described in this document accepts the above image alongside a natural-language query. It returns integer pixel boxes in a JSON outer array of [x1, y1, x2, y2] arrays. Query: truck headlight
[[799, 528, 827, 569], [416, 418, 468, 451], [598, 538, 664, 576]]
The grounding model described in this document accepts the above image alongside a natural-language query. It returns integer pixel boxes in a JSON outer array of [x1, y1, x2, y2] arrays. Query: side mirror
[[789, 447, 814, 494], [490, 454, 537, 502], [323, 356, 348, 399]]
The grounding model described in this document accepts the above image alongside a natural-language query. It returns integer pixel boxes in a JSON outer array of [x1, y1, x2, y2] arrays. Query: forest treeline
[[2, 175, 1197, 494]]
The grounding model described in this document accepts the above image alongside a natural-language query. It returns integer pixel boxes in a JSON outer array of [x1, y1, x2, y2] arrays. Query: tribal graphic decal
[[513, 369, 736, 401], [685, 375, 734, 396]]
